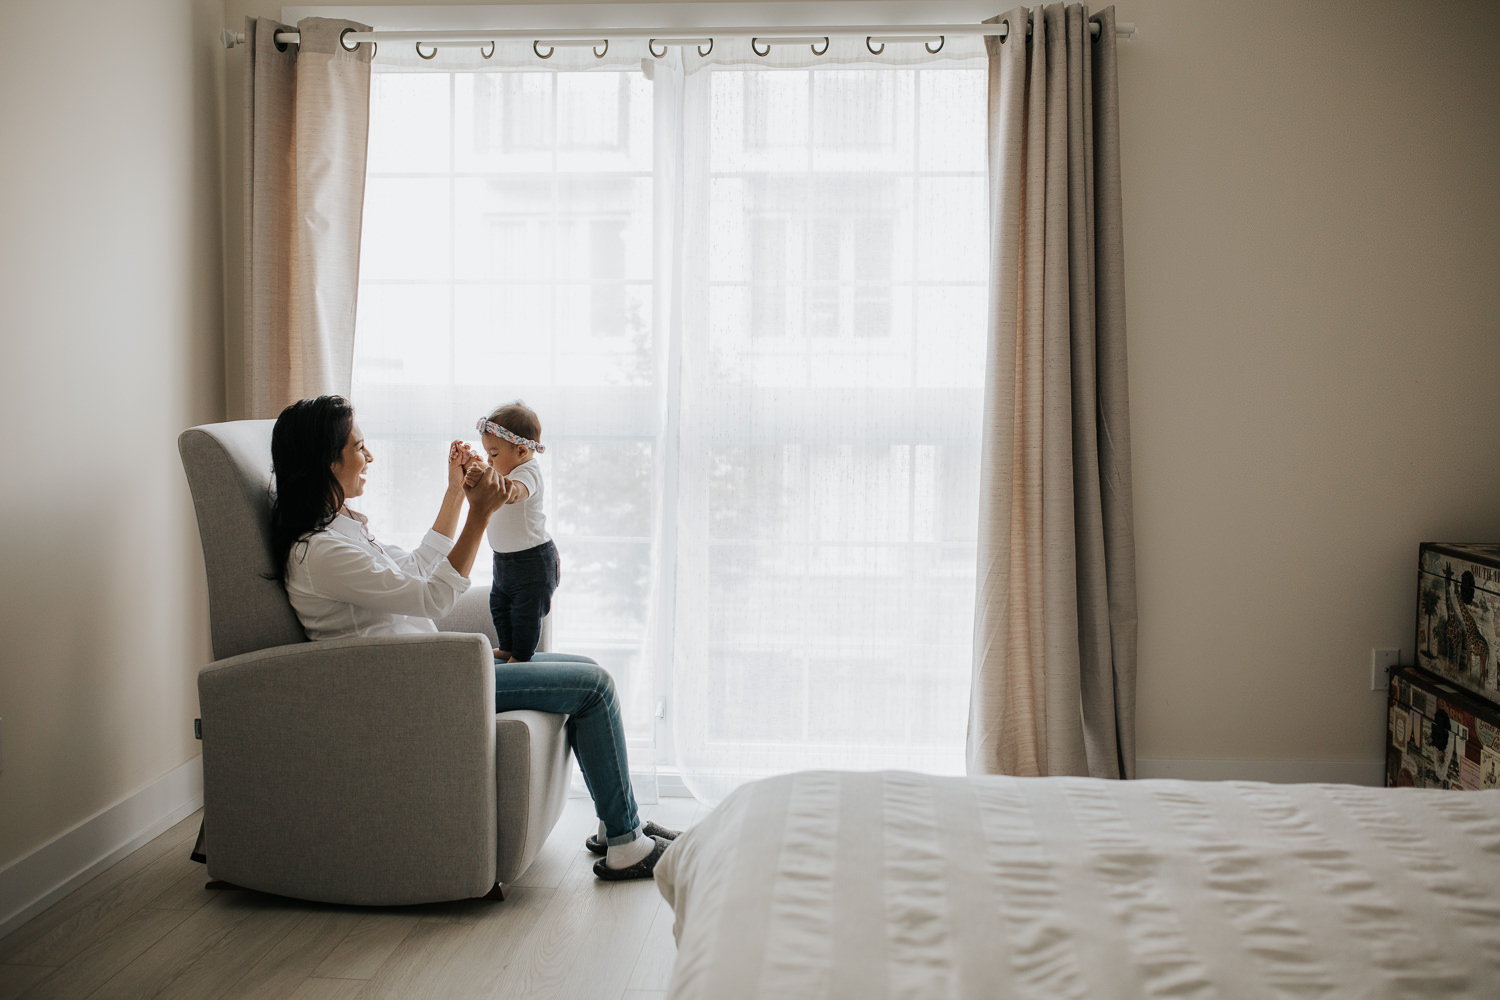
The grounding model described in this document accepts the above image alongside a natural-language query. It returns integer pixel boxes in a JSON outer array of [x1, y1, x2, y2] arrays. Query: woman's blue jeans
[[494, 652, 642, 844]]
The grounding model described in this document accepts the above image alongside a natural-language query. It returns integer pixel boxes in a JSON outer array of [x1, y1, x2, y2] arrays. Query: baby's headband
[[477, 418, 545, 454]]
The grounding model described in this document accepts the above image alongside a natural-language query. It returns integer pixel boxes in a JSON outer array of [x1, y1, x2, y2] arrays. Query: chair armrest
[[197, 632, 499, 905]]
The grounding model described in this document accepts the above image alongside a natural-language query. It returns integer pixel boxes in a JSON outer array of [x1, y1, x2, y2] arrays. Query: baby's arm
[[502, 463, 539, 504]]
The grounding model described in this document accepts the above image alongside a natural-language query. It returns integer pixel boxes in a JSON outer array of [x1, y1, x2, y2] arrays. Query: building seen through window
[[352, 52, 987, 782]]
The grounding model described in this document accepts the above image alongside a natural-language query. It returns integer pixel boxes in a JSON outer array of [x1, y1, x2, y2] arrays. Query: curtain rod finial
[[221, 28, 245, 49]]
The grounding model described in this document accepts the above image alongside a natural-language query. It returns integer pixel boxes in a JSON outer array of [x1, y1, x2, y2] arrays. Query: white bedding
[[655, 770, 1500, 999]]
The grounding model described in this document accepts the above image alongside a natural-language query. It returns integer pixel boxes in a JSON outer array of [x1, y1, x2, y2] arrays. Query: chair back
[[179, 420, 308, 660]]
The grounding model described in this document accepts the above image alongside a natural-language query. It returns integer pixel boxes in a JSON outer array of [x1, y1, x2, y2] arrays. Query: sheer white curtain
[[350, 37, 989, 803], [352, 43, 663, 760]]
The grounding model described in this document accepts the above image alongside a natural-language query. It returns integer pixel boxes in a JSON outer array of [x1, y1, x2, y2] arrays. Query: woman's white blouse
[[284, 511, 469, 640]]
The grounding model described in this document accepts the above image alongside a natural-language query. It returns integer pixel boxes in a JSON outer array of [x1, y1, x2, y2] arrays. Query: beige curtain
[[242, 17, 372, 418], [967, 4, 1137, 779]]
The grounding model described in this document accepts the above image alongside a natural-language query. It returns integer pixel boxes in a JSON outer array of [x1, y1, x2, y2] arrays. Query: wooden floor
[[0, 796, 705, 1000]]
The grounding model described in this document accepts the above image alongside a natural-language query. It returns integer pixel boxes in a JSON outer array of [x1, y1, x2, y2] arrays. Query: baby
[[470, 401, 558, 663]]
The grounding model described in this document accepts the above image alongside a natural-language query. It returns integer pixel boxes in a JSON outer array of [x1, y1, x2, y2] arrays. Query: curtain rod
[[222, 21, 1137, 50]]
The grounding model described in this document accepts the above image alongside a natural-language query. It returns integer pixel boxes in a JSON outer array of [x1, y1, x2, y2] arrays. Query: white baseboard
[[1135, 757, 1385, 786], [0, 756, 203, 942]]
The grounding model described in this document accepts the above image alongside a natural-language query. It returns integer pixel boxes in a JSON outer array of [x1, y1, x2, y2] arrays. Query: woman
[[268, 395, 675, 880]]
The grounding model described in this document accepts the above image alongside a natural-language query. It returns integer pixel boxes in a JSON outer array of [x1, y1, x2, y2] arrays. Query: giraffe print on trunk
[[1457, 570, 1491, 690], [1443, 563, 1467, 672]]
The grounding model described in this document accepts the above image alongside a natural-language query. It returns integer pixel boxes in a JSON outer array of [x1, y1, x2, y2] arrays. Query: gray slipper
[[585, 820, 680, 856], [593, 835, 670, 881]]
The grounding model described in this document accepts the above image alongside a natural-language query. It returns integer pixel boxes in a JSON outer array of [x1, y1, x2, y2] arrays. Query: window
[[352, 41, 988, 798]]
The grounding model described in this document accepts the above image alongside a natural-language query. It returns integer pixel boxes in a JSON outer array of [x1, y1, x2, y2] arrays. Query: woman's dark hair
[[269, 395, 355, 585]]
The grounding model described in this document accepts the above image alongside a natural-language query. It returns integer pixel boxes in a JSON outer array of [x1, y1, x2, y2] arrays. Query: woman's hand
[[446, 463, 502, 578], [464, 464, 507, 519], [447, 440, 476, 493]]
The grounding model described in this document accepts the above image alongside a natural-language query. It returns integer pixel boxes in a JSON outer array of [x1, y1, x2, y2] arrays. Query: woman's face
[[330, 422, 372, 502]]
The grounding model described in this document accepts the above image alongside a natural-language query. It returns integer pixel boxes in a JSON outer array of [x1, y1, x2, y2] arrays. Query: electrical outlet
[[1371, 649, 1400, 691]]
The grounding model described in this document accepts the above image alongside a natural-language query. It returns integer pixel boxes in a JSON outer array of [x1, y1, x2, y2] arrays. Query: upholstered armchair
[[178, 420, 571, 905]]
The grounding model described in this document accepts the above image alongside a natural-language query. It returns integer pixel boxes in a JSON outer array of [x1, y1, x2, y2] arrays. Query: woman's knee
[[576, 663, 619, 708]]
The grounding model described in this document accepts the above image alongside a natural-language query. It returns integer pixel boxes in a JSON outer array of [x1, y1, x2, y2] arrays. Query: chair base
[[482, 882, 510, 901]]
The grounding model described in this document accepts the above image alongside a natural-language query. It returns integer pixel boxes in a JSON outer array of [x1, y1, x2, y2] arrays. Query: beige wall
[[0, 0, 225, 871], [1119, 0, 1500, 761]]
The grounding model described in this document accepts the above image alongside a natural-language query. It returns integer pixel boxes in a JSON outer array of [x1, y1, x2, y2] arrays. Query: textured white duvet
[[655, 770, 1500, 999]]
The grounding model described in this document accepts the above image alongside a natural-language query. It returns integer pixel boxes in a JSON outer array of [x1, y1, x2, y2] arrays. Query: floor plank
[[0, 814, 201, 966], [309, 913, 415, 981], [0, 965, 53, 1000], [347, 919, 475, 999], [0, 797, 707, 1000], [286, 977, 367, 1000], [146, 895, 310, 1000], [353, 885, 552, 998], [511, 797, 598, 890], [212, 908, 366, 1000], [497, 848, 664, 1000], [73, 893, 267, 1000], [146, 865, 219, 913], [12, 907, 191, 1000], [625, 899, 678, 993]]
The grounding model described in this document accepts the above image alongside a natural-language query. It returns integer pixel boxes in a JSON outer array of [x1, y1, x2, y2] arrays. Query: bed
[[655, 770, 1500, 999]]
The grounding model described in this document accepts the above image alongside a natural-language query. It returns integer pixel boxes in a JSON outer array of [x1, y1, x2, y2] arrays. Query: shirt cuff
[[419, 528, 457, 556], [433, 556, 470, 596]]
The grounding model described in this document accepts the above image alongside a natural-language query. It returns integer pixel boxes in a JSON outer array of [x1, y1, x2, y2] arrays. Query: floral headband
[[476, 417, 545, 453]]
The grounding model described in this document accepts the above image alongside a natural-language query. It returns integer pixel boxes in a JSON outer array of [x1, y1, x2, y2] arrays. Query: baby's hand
[[464, 463, 485, 488]]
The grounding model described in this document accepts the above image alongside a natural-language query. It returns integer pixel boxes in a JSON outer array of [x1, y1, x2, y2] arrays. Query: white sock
[[605, 831, 655, 869], [598, 821, 607, 843]]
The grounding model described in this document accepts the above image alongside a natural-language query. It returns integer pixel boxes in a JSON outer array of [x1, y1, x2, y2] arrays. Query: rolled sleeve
[[431, 556, 469, 599], [391, 528, 458, 578], [304, 533, 469, 622], [419, 528, 457, 556]]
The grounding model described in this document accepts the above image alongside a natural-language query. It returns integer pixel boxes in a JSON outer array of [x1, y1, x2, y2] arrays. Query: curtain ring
[[480, 41, 495, 59], [751, 37, 771, 57], [698, 38, 713, 57], [649, 38, 667, 58], [810, 36, 829, 56], [925, 35, 945, 54], [415, 41, 437, 60], [338, 27, 360, 52], [534, 40, 554, 59], [593, 39, 609, 58], [865, 36, 885, 55]]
